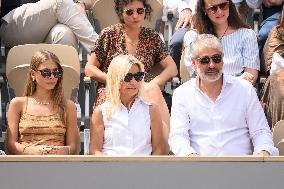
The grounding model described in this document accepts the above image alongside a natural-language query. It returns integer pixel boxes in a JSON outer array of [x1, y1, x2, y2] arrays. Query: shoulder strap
[[24, 96, 29, 113]]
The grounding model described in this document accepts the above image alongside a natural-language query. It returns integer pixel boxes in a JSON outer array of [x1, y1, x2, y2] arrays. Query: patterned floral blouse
[[91, 23, 169, 105]]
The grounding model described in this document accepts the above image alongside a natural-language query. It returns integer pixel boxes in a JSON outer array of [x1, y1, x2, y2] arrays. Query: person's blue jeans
[[259, 11, 281, 53], [169, 28, 187, 77]]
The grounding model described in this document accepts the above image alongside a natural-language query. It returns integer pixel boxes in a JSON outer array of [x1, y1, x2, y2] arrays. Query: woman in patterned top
[[85, 0, 177, 144], [7, 50, 80, 155]]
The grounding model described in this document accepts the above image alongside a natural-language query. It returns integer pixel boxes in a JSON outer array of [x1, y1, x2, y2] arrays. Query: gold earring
[[31, 78, 36, 94], [30, 82, 33, 94]]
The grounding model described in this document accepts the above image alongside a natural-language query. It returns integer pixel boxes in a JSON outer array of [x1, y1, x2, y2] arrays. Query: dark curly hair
[[193, 0, 249, 35], [114, 0, 152, 23]]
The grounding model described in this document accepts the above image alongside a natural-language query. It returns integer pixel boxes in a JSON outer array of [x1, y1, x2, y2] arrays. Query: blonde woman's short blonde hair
[[105, 54, 146, 119]]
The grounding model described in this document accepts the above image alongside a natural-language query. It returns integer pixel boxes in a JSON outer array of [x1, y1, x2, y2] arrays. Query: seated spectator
[[0, 0, 98, 54], [262, 6, 284, 75], [85, 0, 178, 133], [167, 0, 196, 78], [169, 34, 278, 156], [261, 68, 284, 128], [167, 0, 251, 80], [246, 0, 283, 54], [6, 50, 80, 155], [261, 8, 284, 128], [184, 0, 259, 85], [89, 55, 166, 155]]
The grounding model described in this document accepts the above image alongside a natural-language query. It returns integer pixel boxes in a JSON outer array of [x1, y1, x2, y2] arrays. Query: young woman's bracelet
[[22, 145, 29, 154]]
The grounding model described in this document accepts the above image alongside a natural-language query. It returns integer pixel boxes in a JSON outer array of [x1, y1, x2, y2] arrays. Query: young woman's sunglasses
[[206, 1, 229, 14], [196, 54, 222, 65], [123, 7, 146, 16], [124, 72, 145, 82], [37, 68, 63, 78]]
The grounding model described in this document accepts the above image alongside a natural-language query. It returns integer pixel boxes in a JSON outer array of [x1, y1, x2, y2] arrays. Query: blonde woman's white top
[[99, 97, 152, 155]]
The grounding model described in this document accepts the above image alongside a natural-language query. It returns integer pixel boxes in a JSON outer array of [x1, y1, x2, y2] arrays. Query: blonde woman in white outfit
[[89, 55, 166, 156]]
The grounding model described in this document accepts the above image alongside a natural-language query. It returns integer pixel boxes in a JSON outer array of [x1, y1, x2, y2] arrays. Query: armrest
[[277, 139, 284, 156], [83, 76, 91, 129]]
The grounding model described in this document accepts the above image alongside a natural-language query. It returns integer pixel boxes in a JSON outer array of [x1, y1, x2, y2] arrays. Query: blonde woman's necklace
[[219, 25, 229, 40]]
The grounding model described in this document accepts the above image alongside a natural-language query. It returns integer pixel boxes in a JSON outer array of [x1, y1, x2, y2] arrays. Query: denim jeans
[[259, 11, 281, 53], [169, 27, 187, 77]]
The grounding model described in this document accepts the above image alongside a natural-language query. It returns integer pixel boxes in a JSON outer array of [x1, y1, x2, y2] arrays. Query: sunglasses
[[124, 72, 145, 82], [123, 7, 146, 16], [37, 68, 63, 78], [206, 1, 229, 14], [196, 54, 222, 65]]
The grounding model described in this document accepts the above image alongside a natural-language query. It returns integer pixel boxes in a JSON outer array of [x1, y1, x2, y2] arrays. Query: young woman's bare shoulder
[[8, 97, 26, 113], [9, 97, 26, 107]]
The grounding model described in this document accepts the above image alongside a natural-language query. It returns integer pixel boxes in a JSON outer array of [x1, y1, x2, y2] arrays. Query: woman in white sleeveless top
[[89, 54, 166, 155]]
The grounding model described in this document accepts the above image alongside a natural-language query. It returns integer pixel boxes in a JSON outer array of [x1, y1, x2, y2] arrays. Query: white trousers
[[0, 0, 98, 54]]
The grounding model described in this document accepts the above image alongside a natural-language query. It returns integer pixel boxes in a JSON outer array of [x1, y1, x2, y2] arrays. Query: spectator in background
[[167, 0, 248, 79], [89, 55, 166, 155], [184, 0, 259, 85], [261, 7, 284, 128], [246, 0, 284, 53], [167, 0, 197, 78], [6, 50, 80, 155], [0, 0, 98, 54], [169, 34, 278, 156], [262, 4, 284, 74]]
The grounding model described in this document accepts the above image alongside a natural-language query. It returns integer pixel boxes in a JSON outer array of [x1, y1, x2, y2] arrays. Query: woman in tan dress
[[6, 50, 80, 155]]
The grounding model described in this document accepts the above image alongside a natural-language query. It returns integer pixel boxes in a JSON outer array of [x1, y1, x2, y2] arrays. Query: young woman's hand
[[41, 146, 71, 155]]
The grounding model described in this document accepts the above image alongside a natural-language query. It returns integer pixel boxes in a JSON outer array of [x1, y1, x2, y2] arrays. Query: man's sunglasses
[[123, 7, 146, 16], [196, 54, 222, 65], [124, 72, 145, 82], [206, 1, 229, 14], [37, 68, 63, 78]]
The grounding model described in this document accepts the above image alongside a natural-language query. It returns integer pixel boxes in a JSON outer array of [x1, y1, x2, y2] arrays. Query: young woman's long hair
[[105, 54, 146, 119], [23, 50, 67, 124], [193, 0, 249, 35]]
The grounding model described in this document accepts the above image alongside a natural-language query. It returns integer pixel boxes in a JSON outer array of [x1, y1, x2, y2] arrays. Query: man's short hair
[[190, 34, 223, 59]]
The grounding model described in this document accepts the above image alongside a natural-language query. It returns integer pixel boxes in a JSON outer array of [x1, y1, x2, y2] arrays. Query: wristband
[[23, 145, 29, 154]]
